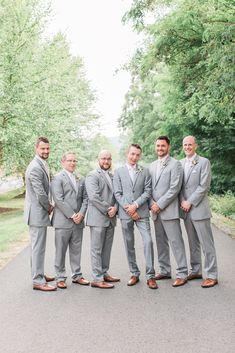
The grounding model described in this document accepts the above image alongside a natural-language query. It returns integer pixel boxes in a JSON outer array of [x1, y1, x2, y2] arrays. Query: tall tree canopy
[[120, 0, 235, 193], [0, 0, 100, 177]]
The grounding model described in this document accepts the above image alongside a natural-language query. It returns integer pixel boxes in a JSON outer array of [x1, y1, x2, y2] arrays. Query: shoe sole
[[91, 284, 114, 289], [201, 281, 218, 288], [33, 287, 57, 291], [72, 281, 90, 286]]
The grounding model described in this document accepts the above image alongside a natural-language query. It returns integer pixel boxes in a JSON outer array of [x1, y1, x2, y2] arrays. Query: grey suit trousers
[[121, 218, 155, 279], [90, 224, 114, 282], [30, 226, 47, 285], [54, 225, 84, 282], [153, 216, 188, 278], [184, 215, 218, 279]]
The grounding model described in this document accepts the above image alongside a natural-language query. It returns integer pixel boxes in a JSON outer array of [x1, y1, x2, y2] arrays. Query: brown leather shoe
[[201, 278, 218, 288], [187, 273, 202, 281], [33, 283, 57, 291], [91, 281, 114, 289], [44, 275, 55, 282], [172, 278, 188, 287], [72, 277, 90, 285], [155, 273, 171, 280], [57, 281, 67, 289], [104, 275, 120, 283], [147, 278, 158, 289], [127, 276, 139, 286]]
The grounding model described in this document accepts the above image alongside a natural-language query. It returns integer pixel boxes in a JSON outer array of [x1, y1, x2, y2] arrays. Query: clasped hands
[[71, 212, 84, 224], [107, 206, 117, 218], [124, 204, 140, 220], [180, 200, 192, 212], [150, 202, 161, 214]]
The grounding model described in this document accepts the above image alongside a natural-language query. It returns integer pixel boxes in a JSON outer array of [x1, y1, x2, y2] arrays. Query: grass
[[0, 188, 27, 252]]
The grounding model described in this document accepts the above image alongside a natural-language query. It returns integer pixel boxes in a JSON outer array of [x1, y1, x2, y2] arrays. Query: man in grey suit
[[149, 136, 188, 287], [180, 136, 218, 288], [51, 152, 89, 289], [113, 144, 157, 289], [24, 137, 56, 291], [85, 150, 120, 289]]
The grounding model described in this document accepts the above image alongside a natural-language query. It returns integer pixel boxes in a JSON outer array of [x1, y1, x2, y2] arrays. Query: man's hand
[[150, 202, 161, 214], [131, 211, 140, 221], [108, 206, 117, 218], [181, 200, 192, 212], [124, 204, 137, 217], [72, 213, 84, 224]]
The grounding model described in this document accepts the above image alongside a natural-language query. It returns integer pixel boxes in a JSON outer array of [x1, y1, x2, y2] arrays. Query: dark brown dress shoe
[[172, 278, 188, 287], [147, 278, 158, 289], [104, 275, 120, 283], [155, 273, 171, 280], [91, 281, 114, 289], [187, 273, 203, 281], [201, 278, 218, 288], [33, 283, 57, 291], [44, 275, 55, 282], [127, 276, 139, 286], [72, 277, 90, 285], [57, 281, 67, 289]]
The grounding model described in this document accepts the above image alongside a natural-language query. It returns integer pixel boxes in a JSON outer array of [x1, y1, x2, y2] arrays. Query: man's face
[[62, 154, 77, 173], [36, 141, 50, 160], [183, 137, 197, 158], [127, 146, 141, 166], [155, 139, 170, 158], [98, 152, 112, 170]]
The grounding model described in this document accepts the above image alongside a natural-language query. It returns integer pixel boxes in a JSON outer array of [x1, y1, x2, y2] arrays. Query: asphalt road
[[0, 221, 235, 353]]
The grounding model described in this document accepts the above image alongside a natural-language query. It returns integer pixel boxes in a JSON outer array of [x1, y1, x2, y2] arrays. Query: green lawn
[[0, 188, 27, 252]]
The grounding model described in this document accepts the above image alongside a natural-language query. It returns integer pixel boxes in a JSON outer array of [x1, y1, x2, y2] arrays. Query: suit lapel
[[185, 155, 199, 185], [98, 168, 113, 192], [35, 157, 49, 181], [154, 156, 170, 188], [63, 171, 77, 194], [133, 165, 141, 188]]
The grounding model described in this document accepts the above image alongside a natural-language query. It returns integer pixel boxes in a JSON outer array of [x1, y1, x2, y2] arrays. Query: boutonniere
[[108, 171, 113, 178], [136, 165, 144, 173], [192, 159, 198, 166], [162, 161, 168, 168], [74, 173, 80, 181]]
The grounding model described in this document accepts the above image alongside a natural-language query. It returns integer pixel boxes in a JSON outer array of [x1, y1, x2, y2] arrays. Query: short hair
[[155, 136, 170, 145], [36, 136, 49, 147], [61, 151, 76, 162], [128, 143, 142, 152]]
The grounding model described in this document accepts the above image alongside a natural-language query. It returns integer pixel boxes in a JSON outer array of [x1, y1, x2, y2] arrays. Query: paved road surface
[[0, 221, 235, 353]]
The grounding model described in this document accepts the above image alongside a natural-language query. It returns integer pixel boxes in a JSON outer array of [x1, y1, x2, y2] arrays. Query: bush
[[209, 192, 235, 219]]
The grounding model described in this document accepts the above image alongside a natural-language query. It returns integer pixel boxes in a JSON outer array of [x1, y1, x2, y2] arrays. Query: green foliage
[[120, 0, 235, 192], [0, 0, 100, 178], [209, 192, 235, 219]]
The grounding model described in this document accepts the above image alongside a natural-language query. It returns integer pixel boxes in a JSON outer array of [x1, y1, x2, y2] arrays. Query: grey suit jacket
[[113, 165, 151, 220], [180, 155, 212, 220], [51, 170, 88, 229], [85, 168, 117, 227], [24, 157, 51, 226], [149, 156, 183, 221]]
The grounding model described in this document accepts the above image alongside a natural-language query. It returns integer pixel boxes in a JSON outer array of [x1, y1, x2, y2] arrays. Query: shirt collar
[[35, 155, 48, 167], [126, 163, 136, 170], [158, 154, 169, 163], [186, 153, 197, 162]]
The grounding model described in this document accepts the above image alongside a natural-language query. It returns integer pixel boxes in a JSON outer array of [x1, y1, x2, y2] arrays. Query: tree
[[120, 0, 235, 192], [0, 0, 100, 178]]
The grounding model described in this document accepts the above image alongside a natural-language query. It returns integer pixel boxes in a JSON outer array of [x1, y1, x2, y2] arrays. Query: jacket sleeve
[[79, 178, 88, 216], [29, 167, 50, 211]]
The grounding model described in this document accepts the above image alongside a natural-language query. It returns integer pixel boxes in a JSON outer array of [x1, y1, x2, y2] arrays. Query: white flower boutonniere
[[75, 173, 80, 182], [136, 165, 144, 173], [192, 159, 198, 166]]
